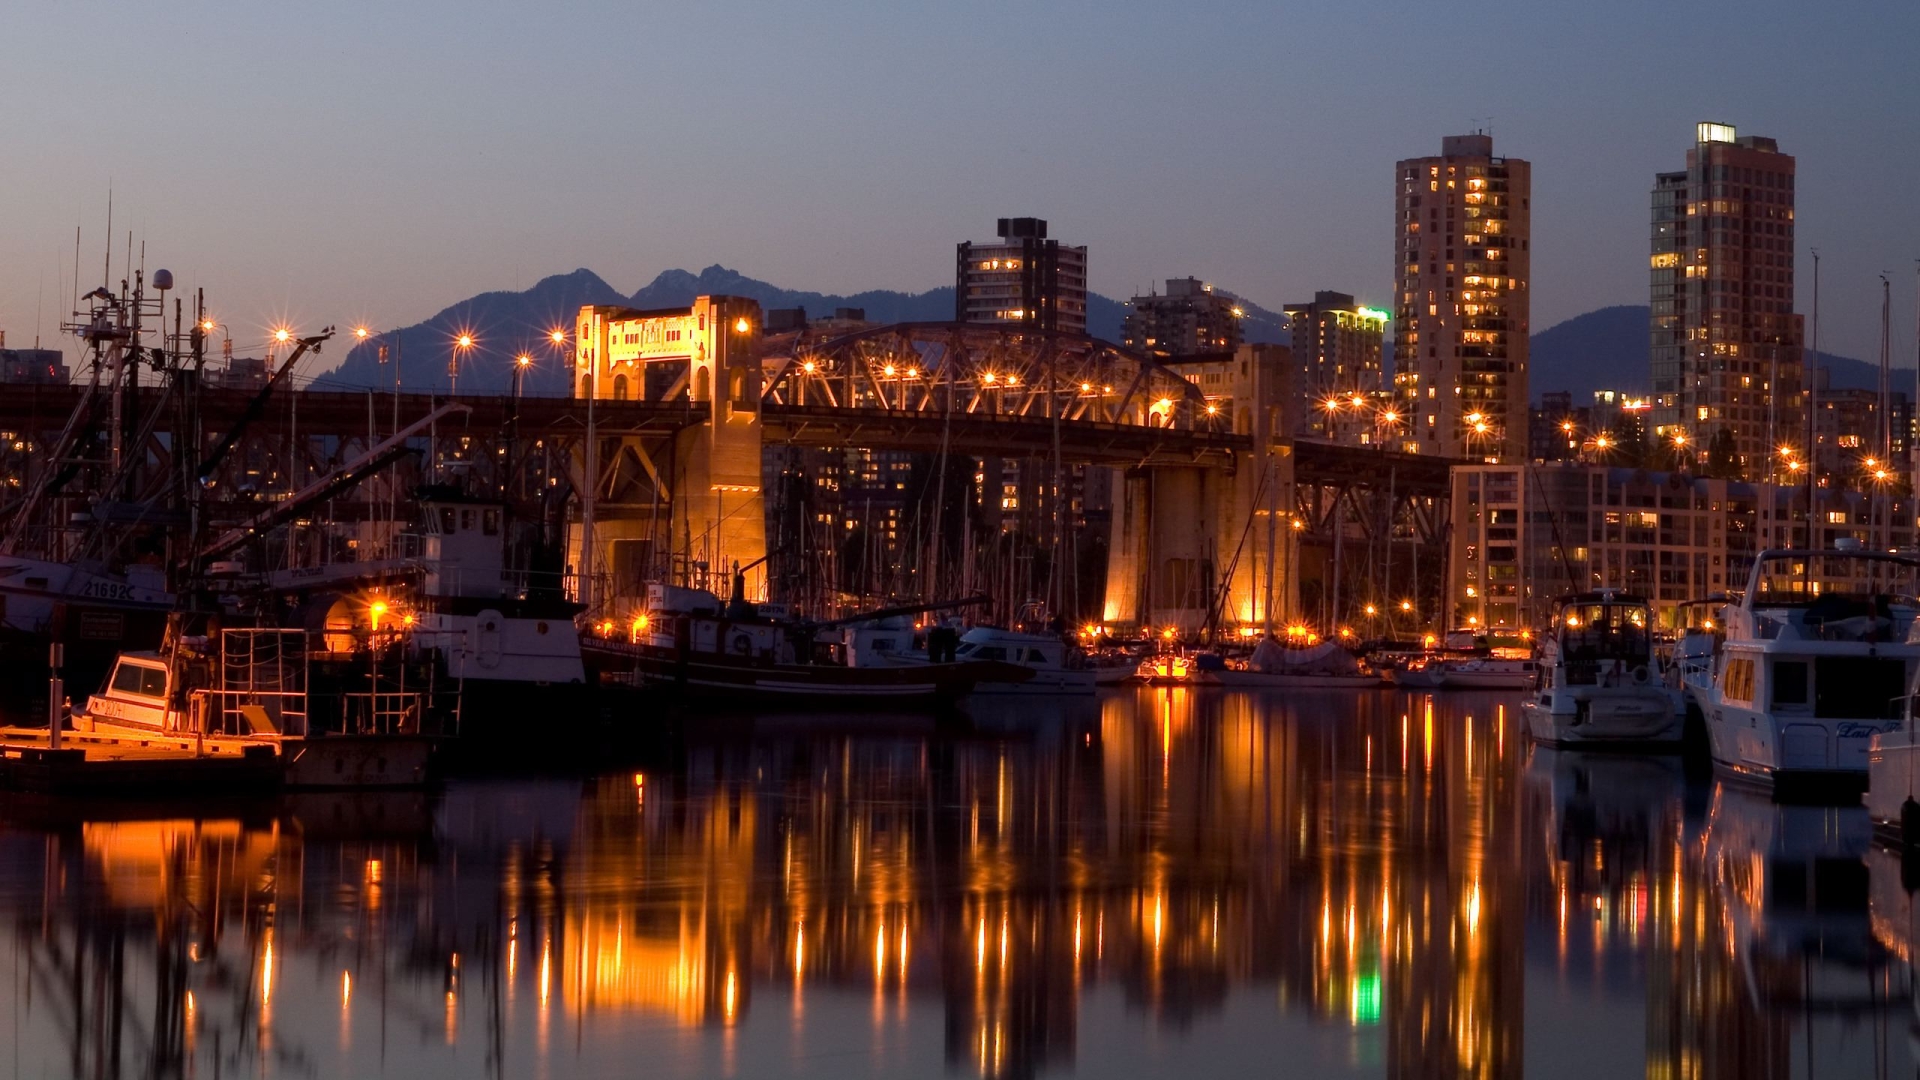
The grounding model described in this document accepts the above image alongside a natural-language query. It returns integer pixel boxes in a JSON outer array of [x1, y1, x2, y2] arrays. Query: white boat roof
[[960, 627, 1062, 645]]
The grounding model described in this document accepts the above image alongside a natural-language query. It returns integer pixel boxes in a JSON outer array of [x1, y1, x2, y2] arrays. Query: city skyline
[[1, 1, 1916, 370]]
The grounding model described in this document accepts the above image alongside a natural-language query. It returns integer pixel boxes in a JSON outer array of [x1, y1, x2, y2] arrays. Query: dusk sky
[[2, 0, 1916, 368]]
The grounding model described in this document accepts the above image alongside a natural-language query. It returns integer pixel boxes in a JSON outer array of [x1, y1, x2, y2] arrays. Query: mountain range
[[1529, 304, 1888, 401], [315, 268, 1885, 400]]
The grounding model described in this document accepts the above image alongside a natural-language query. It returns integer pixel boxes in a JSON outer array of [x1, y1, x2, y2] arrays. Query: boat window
[[1770, 660, 1808, 707], [1723, 658, 1753, 704], [437, 508, 455, 534], [1813, 656, 1906, 719], [482, 509, 500, 536], [111, 664, 166, 699], [870, 639, 895, 652], [110, 664, 145, 695], [1560, 602, 1650, 679], [954, 643, 975, 656], [974, 646, 1007, 661]]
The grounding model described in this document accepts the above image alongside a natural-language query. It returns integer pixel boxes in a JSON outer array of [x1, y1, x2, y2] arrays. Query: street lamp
[[449, 332, 475, 396], [514, 353, 532, 400]]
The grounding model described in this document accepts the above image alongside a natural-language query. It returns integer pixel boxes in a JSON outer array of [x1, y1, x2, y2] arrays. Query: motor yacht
[[1693, 544, 1920, 798], [1521, 591, 1681, 749]]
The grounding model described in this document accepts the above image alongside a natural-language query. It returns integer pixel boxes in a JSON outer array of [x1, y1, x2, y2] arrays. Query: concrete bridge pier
[[573, 295, 769, 608], [1103, 465, 1222, 634]]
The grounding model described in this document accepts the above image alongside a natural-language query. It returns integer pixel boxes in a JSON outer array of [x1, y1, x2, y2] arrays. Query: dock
[[0, 728, 282, 796]]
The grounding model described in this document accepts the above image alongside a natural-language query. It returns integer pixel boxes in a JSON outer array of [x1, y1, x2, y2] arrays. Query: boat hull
[[1204, 671, 1383, 690], [281, 734, 440, 790], [1693, 680, 1895, 799], [1521, 689, 1682, 750], [585, 640, 1021, 708]]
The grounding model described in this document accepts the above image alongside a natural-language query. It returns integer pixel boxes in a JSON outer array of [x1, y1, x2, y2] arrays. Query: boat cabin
[[88, 652, 172, 728], [420, 494, 509, 600], [1551, 591, 1654, 686]]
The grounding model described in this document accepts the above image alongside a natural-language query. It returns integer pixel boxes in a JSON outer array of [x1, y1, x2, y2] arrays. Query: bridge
[[0, 300, 1456, 632]]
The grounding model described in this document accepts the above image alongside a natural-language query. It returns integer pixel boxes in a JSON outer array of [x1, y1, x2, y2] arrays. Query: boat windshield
[[1558, 602, 1650, 666]]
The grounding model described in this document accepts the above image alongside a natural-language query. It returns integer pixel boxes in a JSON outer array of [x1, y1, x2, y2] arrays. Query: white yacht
[[1521, 591, 1681, 749], [851, 623, 1095, 695], [1694, 544, 1920, 798]]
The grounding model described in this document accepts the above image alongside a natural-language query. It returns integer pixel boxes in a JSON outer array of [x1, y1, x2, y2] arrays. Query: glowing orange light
[[455, 334, 474, 349], [802, 360, 817, 373], [550, 329, 566, 344], [733, 317, 751, 334], [200, 319, 215, 332], [354, 326, 370, 340], [273, 327, 291, 343], [516, 353, 532, 367]]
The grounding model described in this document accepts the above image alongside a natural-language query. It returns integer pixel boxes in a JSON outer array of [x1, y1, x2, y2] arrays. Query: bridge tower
[[572, 295, 768, 609], [1103, 343, 1295, 634]]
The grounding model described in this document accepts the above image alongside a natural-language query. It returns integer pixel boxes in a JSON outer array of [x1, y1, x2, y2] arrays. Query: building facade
[[1650, 122, 1804, 479], [1122, 278, 1242, 358], [1810, 370, 1912, 489], [1448, 462, 1912, 630], [955, 217, 1088, 335], [1393, 134, 1531, 462], [1284, 290, 1388, 441]]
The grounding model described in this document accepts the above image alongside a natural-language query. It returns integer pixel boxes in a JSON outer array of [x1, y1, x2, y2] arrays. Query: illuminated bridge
[[0, 307, 1455, 629]]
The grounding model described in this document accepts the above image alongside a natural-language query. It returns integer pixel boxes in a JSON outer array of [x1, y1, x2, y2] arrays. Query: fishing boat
[[1693, 543, 1920, 798], [583, 579, 1032, 707], [1520, 590, 1681, 749], [53, 624, 440, 789]]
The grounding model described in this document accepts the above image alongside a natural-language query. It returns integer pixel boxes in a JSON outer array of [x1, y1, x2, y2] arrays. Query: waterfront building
[[1122, 277, 1242, 358], [1393, 133, 1531, 462], [1448, 462, 1912, 630], [955, 217, 1088, 335], [1284, 290, 1388, 442], [1649, 122, 1804, 479]]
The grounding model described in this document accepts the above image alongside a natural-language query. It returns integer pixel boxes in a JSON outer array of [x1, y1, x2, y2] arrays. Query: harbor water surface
[[0, 689, 1909, 1079]]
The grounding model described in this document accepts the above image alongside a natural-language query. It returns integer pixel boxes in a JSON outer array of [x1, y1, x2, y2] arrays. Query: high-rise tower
[[1392, 134, 1531, 461], [955, 218, 1088, 335], [1650, 122, 1803, 478]]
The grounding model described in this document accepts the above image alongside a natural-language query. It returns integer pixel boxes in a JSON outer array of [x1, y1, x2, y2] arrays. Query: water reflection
[[0, 690, 1913, 1078]]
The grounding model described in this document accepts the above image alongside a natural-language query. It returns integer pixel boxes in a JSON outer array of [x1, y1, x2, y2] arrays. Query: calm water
[[0, 689, 1911, 1079]]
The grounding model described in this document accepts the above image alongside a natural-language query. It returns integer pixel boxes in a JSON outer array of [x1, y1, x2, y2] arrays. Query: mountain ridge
[[315, 269, 1883, 400]]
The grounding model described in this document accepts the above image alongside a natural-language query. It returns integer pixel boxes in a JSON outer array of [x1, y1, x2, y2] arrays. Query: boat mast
[[1805, 252, 1819, 558]]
